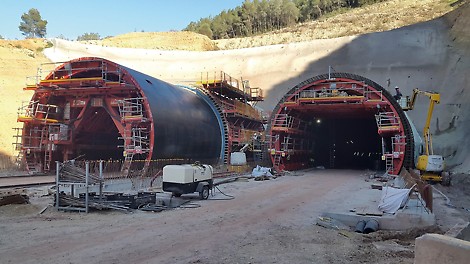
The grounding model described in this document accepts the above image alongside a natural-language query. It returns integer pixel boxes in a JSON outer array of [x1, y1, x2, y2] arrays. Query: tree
[[77, 33, 101, 41], [19, 8, 47, 38], [198, 23, 213, 39]]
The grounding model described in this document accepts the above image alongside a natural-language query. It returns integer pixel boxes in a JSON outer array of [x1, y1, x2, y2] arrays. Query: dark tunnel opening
[[74, 108, 123, 160], [311, 117, 383, 170]]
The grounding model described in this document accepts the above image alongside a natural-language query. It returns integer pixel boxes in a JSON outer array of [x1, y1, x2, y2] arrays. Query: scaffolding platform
[[198, 71, 263, 101]]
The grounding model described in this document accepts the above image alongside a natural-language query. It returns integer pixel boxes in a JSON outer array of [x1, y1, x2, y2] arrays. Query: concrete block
[[415, 233, 470, 264]]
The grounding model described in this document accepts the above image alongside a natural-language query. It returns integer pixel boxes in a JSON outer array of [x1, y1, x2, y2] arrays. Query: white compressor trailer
[[162, 164, 213, 199]]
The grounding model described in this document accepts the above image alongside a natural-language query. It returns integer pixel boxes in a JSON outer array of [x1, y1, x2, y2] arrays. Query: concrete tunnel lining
[[268, 73, 414, 175]]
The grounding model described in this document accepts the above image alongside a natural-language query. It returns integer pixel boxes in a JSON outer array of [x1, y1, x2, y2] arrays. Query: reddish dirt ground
[[2, 169, 466, 264]]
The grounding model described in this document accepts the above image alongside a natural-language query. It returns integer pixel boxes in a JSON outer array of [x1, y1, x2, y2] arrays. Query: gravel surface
[[0, 169, 468, 264]]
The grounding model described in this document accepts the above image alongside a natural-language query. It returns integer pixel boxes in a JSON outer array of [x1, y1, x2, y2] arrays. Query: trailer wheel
[[200, 186, 209, 200], [441, 172, 451, 186]]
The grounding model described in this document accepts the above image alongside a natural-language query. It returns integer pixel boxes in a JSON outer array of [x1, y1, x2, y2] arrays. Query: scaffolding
[[382, 135, 407, 174], [283, 83, 386, 106], [271, 114, 307, 134], [196, 72, 265, 167], [17, 101, 59, 124], [117, 97, 150, 176], [198, 71, 263, 102], [117, 98, 148, 122], [375, 111, 401, 135], [26, 59, 123, 88]]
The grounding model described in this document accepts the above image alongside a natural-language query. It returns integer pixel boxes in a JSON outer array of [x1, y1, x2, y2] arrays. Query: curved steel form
[[267, 73, 414, 175], [17, 57, 223, 174]]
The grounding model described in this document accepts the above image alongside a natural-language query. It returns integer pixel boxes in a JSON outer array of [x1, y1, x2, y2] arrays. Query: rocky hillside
[[0, 39, 50, 161], [85, 31, 219, 51], [215, 0, 459, 49]]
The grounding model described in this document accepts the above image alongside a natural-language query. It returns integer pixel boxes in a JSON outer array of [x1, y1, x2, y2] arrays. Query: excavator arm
[[403, 88, 440, 155], [403, 88, 448, 184]]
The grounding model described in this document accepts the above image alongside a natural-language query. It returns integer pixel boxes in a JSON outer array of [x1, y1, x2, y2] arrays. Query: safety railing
[[17, 101, 59, 123], [199, 71, 240, 89], [120, 127, 150, 155], [18, 126, 47, 150], [375, 112, 400, 132], [247, 87, 263, 99], [272, 114, 307, 132], [48, 124, 69, 141], [117, 98, 147, 122], [285, 85, 389, 104], [241, 80, 263, 100], [281, 136, 309, 153], [300, 86, 364, 98], [25, 59, 123, 87]]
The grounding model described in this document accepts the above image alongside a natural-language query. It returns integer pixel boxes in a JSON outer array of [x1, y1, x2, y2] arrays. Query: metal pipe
[[363, 219, 379, 234], [85, 161, 89, 214]]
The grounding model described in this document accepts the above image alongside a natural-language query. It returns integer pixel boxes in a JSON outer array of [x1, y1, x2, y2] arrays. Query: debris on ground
[[316, 216, 350, 230], [252, 165, 276, 181], [55, 192, 157, 212], [0, 193, 29, 206], [0, 188, 29, 206]]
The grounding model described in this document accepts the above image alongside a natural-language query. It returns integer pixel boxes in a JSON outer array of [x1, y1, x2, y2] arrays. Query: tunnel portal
[[267, 73, 414, 175]]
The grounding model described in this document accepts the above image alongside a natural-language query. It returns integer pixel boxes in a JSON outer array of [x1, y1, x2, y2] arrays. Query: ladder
[[25, 153, 39, 175], [385, 154, 394, 174], [381, 135, 407, 174], [119, 127, 150, 177], [121, 152, 134, 177], [273, 153, 282, 168]]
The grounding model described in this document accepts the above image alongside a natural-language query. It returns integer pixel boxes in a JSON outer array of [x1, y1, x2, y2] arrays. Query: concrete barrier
[[415, 234, 470, 264]]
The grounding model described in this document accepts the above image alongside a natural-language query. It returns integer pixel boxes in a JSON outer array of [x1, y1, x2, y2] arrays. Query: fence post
[[85, 161, 89, 213], [55, 161, 60, 210], [99, 160, 103, 201]]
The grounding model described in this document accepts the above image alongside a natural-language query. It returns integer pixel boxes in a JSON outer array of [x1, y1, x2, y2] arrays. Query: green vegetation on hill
[[184, 0, 387, 39]]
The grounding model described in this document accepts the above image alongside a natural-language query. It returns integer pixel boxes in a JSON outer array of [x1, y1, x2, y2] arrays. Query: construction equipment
[[162, 163, 213, 199], [403, 88, 450, 185]]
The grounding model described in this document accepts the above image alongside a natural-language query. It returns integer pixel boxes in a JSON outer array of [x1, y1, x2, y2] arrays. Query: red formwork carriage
[[15, 58, 266, 176], [267, 73, 414, 175], [16, 57, 224, 175]]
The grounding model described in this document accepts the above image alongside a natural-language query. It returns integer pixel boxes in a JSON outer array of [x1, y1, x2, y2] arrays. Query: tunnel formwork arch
[[267, 73, 414, 175], [17, 57, 224, 174]]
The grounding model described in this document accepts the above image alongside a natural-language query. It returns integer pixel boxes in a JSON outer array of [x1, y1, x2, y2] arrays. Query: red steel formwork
[[16, 58, 225, 175], [16, 58, 266, 176], [267, 73, 414, 175]]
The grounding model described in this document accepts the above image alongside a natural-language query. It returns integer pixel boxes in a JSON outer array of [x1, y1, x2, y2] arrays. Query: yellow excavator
[[402, 88, 450, 185]]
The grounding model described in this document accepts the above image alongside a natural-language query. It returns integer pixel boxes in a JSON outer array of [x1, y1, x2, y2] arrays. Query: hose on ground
[[208, 185, 235, 200]]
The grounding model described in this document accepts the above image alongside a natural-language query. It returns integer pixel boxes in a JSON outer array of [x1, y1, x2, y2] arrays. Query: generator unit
[[162, 164, 213, 199]]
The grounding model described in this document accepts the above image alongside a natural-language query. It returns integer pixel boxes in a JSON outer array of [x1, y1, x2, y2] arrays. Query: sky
[[0, 0, 245, 40]]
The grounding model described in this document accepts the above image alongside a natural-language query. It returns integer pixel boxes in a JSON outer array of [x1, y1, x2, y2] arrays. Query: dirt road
[[0, 170, 464, 264]]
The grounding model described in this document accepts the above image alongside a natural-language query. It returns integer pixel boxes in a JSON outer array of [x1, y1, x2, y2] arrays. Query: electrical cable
[[207, 185, 235, 200]]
